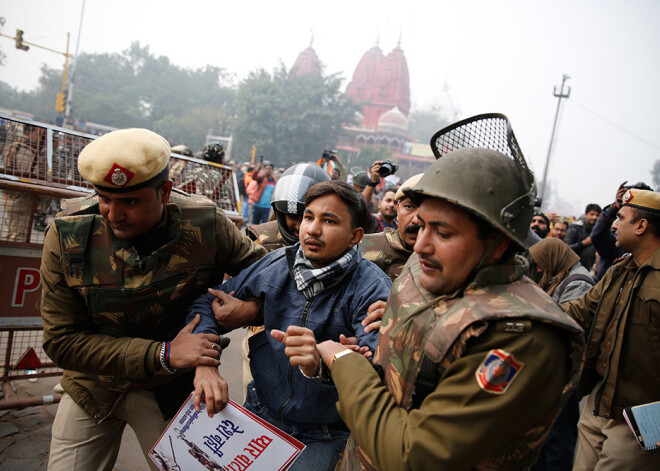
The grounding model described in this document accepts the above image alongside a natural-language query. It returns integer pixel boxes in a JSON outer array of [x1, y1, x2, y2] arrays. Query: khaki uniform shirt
[[564, 247, 660, 420]]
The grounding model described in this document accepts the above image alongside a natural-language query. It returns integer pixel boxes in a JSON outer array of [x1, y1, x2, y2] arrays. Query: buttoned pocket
[[633, 286, 660, 326]]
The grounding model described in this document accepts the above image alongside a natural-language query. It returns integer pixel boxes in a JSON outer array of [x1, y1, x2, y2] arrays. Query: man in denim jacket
[[187, 180, 392, 471]]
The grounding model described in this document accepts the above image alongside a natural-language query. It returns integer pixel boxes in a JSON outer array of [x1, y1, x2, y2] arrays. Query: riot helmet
[[202, 142, 225, 164], [352, 171, 370, 189], [405, 113, 536, 250], [271, 163, 331, 245]]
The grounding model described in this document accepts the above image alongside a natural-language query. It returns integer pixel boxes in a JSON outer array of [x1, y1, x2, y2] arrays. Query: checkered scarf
[[293, 243, 361, 300]]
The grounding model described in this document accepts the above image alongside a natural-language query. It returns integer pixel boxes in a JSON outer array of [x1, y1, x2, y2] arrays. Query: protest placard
[[150, 393, 305, 471]]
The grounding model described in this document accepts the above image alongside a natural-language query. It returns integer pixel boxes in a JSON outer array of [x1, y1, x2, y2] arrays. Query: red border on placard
[[228, 399, 305, 470]]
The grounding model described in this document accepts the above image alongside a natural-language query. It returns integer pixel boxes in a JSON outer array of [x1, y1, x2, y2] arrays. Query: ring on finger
[[211, 343, 217, 350]]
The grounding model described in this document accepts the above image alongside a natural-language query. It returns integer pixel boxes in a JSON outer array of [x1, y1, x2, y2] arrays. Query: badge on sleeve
[[475, 349, 524, 395]]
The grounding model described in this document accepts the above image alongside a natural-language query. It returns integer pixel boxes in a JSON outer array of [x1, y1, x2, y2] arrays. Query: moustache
[[419, 255, 442, 270], [404, 224, 421, 234]]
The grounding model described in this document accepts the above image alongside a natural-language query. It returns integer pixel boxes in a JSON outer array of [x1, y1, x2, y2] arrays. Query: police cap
[[78, 128, 171, 193], [622, 189, 660, 213]]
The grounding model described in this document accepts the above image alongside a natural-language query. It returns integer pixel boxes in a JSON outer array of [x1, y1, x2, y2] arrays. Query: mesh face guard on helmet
[[202, 142, 225, 163], [409, 113, 537, 250], [271, 163, 330, 245], [431, 113, 533, 189]]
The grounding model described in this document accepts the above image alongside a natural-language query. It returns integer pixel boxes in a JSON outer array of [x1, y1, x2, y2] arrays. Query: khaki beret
[[395, 173, 423, 201], [171, 144, 193, 157], [622, 189, 660, 213], [78, 128, 171, 192]]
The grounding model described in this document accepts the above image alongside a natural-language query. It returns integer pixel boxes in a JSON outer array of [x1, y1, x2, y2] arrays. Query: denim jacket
[[188, 244, 392, 426]]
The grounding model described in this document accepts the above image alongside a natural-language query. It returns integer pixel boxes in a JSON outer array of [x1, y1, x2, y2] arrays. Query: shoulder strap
[[554, 273, 595, 300], [412, 355, 439, 409], [56, 215, 95, 278]]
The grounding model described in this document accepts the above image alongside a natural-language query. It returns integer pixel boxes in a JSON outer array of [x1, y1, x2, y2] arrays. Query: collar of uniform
[[384, 227, 412, 254], [640, 245, 660, 270]]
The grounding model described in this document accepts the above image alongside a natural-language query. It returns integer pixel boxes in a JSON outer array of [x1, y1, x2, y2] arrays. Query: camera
[[378, 160, 399, 178], [322, 149, 337, 162]]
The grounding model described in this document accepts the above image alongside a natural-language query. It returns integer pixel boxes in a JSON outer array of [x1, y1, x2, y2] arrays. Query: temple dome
[[345, 43, 411, 128], [291, 46, 321, 77], [378, 107, 408, 133]]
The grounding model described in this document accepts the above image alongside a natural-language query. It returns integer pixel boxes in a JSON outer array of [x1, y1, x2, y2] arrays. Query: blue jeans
[[242, 196, 249, 219], [252, 206, 270, 224], [244, 381, 349, 471]]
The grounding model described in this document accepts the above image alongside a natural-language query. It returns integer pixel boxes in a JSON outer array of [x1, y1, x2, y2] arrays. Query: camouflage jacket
[[361, 228, 412, 280], [335, 253, 585, 471], [246, 220, 286, 252], [40, 190, 267, 422]]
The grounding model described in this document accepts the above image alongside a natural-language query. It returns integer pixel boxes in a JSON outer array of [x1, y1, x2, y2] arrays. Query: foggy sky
[[1, 0, 659, 216]]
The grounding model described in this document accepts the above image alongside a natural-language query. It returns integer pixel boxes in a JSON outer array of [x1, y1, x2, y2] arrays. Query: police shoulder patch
[[475, 349, 524, 395]]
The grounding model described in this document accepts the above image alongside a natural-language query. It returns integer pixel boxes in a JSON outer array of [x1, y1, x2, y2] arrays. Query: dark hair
[[304, 180, 368, 229], [381, 186, 398, 199], [149, 167, 171, 192], [585, 203, 602, 214], [630, 207, 660, 237], [467, 211, 498, 241], [630, 182, 653, 191]]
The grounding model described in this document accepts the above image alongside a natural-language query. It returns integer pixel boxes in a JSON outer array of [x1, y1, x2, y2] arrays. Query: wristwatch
[[367, 180, 378, 187], [332, 349, 354, 367]]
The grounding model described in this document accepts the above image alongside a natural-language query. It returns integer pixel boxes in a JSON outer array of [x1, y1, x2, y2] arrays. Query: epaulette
[[614, 253, 632, 264], [58, 195, 100, 217]]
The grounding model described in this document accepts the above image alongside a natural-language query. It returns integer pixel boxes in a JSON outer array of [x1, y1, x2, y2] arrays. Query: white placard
[[150, 393, 305, 471]]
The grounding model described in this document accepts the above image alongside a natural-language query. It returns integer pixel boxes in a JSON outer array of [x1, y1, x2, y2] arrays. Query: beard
[[531, 225, 549, 238]]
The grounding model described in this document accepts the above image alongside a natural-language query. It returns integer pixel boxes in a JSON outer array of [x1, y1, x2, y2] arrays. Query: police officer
[[41, 128, 266, 470], [566, 188, 660, 470], [297, 115, 585, 469], [361, 173, 422, 280]]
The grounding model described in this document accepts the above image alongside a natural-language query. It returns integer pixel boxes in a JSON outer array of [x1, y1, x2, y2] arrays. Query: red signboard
[[0, 247, 43, 326]]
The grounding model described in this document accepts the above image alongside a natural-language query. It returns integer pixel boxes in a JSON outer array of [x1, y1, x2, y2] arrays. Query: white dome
[[378, 107, 408, 132]]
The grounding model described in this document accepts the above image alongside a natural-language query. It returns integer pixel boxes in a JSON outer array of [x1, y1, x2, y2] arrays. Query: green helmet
[[406, 113, 536, 250], [352, 171, 370, 189]]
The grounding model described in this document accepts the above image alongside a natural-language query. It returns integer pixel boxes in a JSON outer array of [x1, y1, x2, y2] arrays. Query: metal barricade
[[0, 327, 60, 382], [0, 114, 241, 215]]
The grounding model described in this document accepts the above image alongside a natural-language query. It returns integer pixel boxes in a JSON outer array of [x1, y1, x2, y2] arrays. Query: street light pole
[[65, 0, 87, 119], [539, 74, 571, 209]]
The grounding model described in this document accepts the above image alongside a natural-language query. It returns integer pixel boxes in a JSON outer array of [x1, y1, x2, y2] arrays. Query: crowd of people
[[36, 115, 660, 470]]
